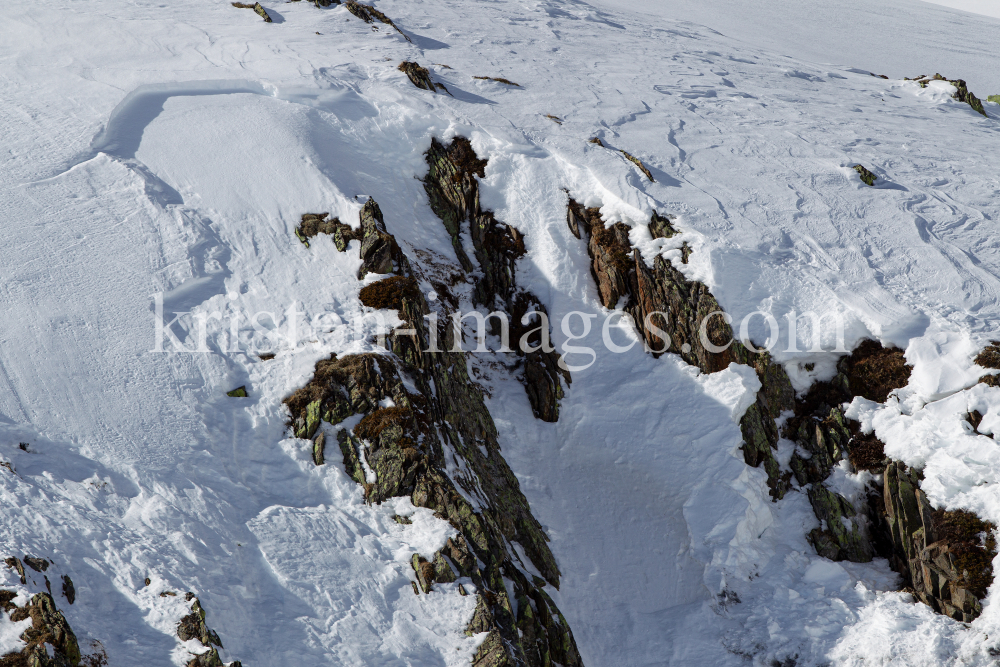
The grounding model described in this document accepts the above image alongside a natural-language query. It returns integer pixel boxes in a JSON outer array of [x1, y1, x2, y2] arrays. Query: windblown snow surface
[[2, 0, 1000, 665]]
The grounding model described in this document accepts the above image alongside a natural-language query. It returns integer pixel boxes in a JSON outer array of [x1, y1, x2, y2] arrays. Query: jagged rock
[[356, 199, 411, 279], [789, 407, 849, 486], [5, 557, 26, 584], [61, 577, 74, 605], [566, 198, 795, 497], [423, 137, 569, 422], [312, 431, 325, 466], [907, 74, 986, 116], [7, 593, 82, 667], [284, 197, 583, 666], [398, 61, 437, 92], [882, 462, 995, 621], [345, 1, 410, 40], [226, 386, 248, 398], [619, 150, 654, 181], [853, 164, 876, 186], [177, 598, 223, 649]]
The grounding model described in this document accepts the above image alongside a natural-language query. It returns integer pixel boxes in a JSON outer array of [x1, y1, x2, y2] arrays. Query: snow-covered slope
[[2, 0, 1000, 665]]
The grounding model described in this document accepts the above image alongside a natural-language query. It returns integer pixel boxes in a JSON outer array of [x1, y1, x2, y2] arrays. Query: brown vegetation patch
[[847, 426, 886, 472], [932, 509, 997, 599], [355, 407, 413, 441], [0, 653, 27, 667], [359, 276, 419, 311], [843, 339, 911, 403], [975, 341, 1000, 369]]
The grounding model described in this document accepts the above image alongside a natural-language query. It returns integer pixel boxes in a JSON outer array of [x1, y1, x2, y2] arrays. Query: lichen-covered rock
[[853, 164, 876, 186], [424, 137, 569, 422], [5, 593, 82, 667], [566, 198, 795, 498], [294, 212, 358, 250], [226, 386, 248, 398], [807, 484, 874, 562], [177, 598, 223, 649]]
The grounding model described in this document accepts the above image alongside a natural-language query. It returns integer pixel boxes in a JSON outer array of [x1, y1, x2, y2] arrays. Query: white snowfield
[[1, 0, 1000, 666]]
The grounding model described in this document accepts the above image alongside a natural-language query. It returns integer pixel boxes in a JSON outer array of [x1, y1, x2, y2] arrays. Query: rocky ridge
[[566, 199, 795, 498], [283, 140, 582, 666]]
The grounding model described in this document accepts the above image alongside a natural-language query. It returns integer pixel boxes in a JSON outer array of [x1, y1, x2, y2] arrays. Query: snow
[[2, 0, 1000, 665]]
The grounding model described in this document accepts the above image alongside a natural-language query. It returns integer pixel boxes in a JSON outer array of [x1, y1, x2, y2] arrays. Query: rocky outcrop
[[783, 339, 997, 621], [882, 464, 995, 621], [783, 340, 911, 562], [565, 199, 795, 498], [906, 74, 986, 116], [425, 137, 569, 422], [285, 195, 582, 666], [345, 2, 410, 41], [1, 592, 81, 667], [853, 164, 876, 186]]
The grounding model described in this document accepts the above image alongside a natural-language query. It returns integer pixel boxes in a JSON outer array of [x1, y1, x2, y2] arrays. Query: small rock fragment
[[160, 591, 177, 597], [853, 164, 876, 186], [398, 61, 437, 91], [473, 76, 520, 86], [227, 386, 248, 398], [544, 114, 563, 125]]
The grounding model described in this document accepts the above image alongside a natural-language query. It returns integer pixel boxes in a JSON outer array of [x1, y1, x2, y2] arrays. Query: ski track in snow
[[2, 0, 1000, 665]]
